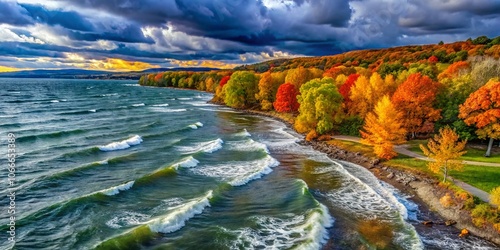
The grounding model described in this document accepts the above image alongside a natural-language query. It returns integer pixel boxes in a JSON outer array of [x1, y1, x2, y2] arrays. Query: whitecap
[[177, 138, 223, 154], [190, 155, 279, 186], [226, 139, 269, 154], [106, 211, 151, 229], [150, 107, 187, 113], [171, 156, 199, 170], [152, 103, 169, 107], [177, 97, 192, 100], [148, 190, 213, 233], [132, 103, 145, 107], [99, 181, 135, 196], [50, 100, 59, 103], [98, 135, 143, 151], [234, 129, 251, 137], [88, 109, 97, 113]]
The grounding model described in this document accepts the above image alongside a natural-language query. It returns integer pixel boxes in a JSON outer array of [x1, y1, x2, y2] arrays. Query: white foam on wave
[[150, 107, 187, 113], [106, 211, 151, 229], [321, 160, 424, 249], [224, 204, 333, 250], [177, 138, 223, 154], [132, 103, 145, 107], [188, 122, 203, 130], [148, 190, 213, 233], [88, 109, 97, 113], [94, 159, 109, 165], [182, 101, 213, 107], [98, 135, 143, 151], [171, 156, 199, 170], [152, 103, 169, 107], [177, 97, 192, 100], [190, 155, 279, 186], [99, 181, 135, 196], [50, 100, 59, 103], [226, 138, 269, 154], [235, 129, 251, 137], [101, 93, 118, 97]]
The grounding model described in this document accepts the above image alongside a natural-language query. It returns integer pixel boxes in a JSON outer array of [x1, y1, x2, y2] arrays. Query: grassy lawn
[[450, 166, 500, 192], [387, 155, 500, 192], [406, 139, 500, 164]]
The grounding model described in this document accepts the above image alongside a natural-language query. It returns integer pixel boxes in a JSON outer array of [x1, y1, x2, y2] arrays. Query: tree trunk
[[443, 162, 448, 183], [485, 138, 494, 157]]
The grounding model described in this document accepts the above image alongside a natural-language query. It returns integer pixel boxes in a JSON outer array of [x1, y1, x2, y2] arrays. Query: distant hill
[[0, 67, 220, 79]]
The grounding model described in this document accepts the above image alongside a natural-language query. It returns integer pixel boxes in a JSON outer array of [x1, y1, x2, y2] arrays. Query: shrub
[[440, 193, 454, 208], [490, 186, 500, 208]]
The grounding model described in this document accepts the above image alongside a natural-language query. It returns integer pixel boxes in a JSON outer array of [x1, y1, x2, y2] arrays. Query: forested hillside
[[139, 36, 500, 159]]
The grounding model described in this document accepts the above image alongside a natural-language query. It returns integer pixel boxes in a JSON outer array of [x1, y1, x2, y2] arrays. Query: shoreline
[[238, 108, 500, 247]]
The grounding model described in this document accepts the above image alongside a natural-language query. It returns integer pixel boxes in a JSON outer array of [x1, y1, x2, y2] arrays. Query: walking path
[[332, 135, 496, 205]]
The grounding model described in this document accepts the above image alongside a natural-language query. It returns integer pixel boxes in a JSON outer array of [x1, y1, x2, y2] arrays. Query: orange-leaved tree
[[459, 80, 500, 157], [360, 95, 406, 160], [256, 71, 285, 111], [273, 83, 300, 112], [392, 73, 441, 138], [420, 127, 467, 182]]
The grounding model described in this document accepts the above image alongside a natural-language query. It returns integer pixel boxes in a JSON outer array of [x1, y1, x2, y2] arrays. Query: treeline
[[139, 37, 500, 159], [235, 36, 500, 73]]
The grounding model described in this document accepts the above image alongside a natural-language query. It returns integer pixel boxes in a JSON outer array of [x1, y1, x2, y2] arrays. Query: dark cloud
[[67, 24, 154, 44], [20, 3, 93, 31], [303, 0, 352, 27], [0, 1, 34, 25]]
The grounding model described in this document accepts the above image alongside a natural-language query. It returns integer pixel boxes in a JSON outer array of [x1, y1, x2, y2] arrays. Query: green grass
[[407, 139, 500, 164], [387, 155, 500, 192], [450, 166, 500, 192]]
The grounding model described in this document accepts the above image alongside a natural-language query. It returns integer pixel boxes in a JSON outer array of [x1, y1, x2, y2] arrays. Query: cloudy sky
[[0, 0, 499, 72]]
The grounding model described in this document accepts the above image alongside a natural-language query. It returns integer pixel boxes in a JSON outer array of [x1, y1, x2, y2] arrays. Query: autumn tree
[[285, 66, 313, 89], [339, 74, 359, 104], [349, 72, 396, 118], [273, 83, 300, 112], [256, 71, 286, 111], [420, 127, 467, 182], [392, 73, 441, 138], [470, 57, 500, 90], [360, 95, 406, 160], [459, 80, 500, 156], [438, 61, 470, 80], [219, 75, 230, 88], [295, 77, 343, 135], [223, 71, 260, 109]]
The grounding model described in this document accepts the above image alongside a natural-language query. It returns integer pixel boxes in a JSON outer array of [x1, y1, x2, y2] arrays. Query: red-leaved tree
[[273, 83, 300, 112], [219, 75, 230, 87], [339, 73, 359, 103]]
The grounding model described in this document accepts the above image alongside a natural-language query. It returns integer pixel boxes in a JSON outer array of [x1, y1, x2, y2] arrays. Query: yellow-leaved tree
[[349, 72, 397, 118], [360, 95, 406, 160], [420, 127, 467, 183]]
